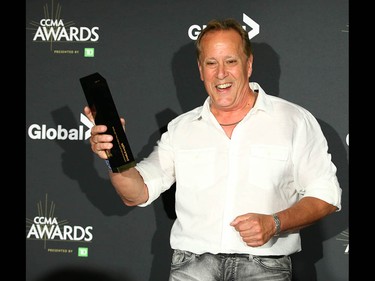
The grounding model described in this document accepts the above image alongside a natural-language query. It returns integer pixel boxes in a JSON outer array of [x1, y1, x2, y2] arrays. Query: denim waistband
[[217, 253, 285, 259]]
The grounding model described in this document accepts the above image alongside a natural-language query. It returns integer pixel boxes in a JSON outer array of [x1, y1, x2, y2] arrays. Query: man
[[84, 18, 341, 281]]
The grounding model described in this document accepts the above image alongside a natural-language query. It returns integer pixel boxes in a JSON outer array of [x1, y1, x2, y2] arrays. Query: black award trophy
[[80, 72, 136, 172]]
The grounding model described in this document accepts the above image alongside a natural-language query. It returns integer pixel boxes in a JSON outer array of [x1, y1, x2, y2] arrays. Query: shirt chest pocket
[[247, 145, 290, 189]]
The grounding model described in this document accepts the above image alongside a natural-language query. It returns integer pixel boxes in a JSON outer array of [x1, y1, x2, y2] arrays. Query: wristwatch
[[272, 213, 281, 236]]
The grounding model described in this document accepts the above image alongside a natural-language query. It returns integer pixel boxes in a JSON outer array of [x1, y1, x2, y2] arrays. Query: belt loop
[[248, 254, 254, 261]]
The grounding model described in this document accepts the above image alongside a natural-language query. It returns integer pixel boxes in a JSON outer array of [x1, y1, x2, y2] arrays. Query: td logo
[[78, 247, 88, 257], [84, 48, 95, 57]]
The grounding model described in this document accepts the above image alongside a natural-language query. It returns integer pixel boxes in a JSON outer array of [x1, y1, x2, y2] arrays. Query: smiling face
[[197, 29, 253, 112]]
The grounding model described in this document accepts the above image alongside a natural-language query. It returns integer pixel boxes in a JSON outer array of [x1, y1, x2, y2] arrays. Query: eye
[[226, 59, 237, 65], [205, 61, 217, 66]]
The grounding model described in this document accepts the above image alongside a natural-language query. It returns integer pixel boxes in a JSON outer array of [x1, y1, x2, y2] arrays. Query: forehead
[[200, 29, 242, 54]]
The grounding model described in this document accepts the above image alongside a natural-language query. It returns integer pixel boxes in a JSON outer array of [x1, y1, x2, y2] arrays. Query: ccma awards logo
[[26, 194, 93, 257], [26, 0, 99, 56]]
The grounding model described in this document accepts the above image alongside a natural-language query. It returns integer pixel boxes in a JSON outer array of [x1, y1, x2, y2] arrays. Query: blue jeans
[[169, 250, 292, 281]]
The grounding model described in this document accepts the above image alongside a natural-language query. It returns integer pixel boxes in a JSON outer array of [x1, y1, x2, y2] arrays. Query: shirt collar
[[249, 82, 273, 114], [196, 82, 274, 122]]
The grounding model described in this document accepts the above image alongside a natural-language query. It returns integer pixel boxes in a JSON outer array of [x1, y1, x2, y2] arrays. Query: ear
[[197, 59, 204, 81], [247, 54, 253, 78]]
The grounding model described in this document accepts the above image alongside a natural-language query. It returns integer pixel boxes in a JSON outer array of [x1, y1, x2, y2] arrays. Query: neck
[[214, 91, 258, 126]]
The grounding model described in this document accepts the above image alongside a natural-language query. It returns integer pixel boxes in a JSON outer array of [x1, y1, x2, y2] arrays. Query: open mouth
[[216, 83, 232, 90]]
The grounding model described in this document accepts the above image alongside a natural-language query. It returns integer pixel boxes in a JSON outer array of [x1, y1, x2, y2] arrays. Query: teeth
[[217, 83, 231, 89]]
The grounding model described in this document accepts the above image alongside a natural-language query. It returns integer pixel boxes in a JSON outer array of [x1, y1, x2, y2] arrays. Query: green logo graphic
[[78, 247, 88, 257], [84, 48, 95, 57]]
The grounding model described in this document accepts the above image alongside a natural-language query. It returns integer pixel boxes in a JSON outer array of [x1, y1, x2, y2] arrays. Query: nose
[[216, 63, 228, 79]]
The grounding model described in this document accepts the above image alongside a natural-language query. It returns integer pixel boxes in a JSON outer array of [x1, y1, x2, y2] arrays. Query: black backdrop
[[26, 0, 349, 280]]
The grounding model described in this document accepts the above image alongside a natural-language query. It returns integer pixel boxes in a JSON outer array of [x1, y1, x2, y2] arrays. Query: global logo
[[27, 113, 93, 141], [188, 13, 260, 40]]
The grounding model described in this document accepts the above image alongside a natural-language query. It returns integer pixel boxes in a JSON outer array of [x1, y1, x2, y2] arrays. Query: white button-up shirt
[[136, 82, 342, 256]]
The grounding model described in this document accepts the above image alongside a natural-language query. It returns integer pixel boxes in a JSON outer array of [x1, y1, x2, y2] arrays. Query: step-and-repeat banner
[[26, 1, 349, 280]]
